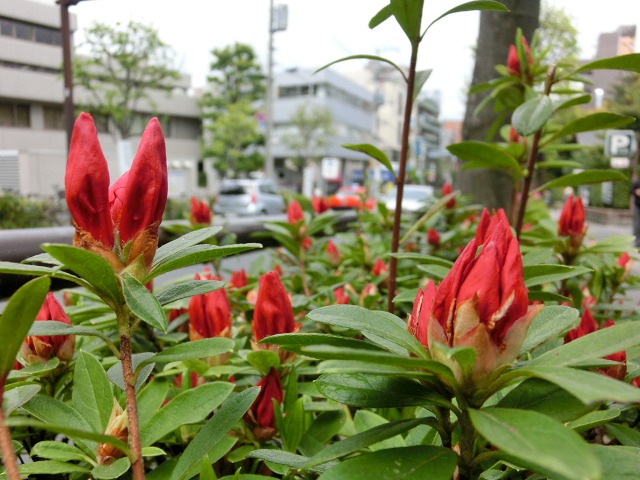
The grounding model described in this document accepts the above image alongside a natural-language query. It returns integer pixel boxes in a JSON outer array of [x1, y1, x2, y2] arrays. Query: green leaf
[[315, 373, 449, 408], [248, 449, 311, 469], [447, 141, 522, 177], [567, 410, 620, 433], [246, 350, 280, 375], [199, 456, 216, 480], [369, 4, 393, 29], [141, 382, 234, 446], [390, 0, 423, 44], [423, 1, 508, 35], [591, 445, 640, 480], [91, 457, 131, 479], [155, 279, 225, 306], [575, 53, 640, 74], [73, 351, 113, 433], [142, 446, 166, 457], [303, 417, 430, 468], [42, 244, 121, 303], [107, 352, 155, 392], [306, 305, 426, 358], [516, 366, 640, 404], [470, 408, 600, 480], [417, 264, 450, 281], [12, 461, 90, 476], [138, 380, 170, 428], [31, 441, 90, 463], [532, 169, 627, 193], [535, 160, 583, 169], [170, 387, 260, 480], [0, 261, 83, 287], [354, 410, 405, 451], [26, 322, 119, 357], [154, 225, 223, 266], [139, 337, 234, 371], [264, 333, 383, 352], [554, 94, 591, 111], [544, 112, 635, 144], [147, 243, 262, 281], [530, 321, 640, 367], [299, 410, 346, 457], [523, 265, 592, 287], [0, 276, 50, 377], [121, 273, 167, 333], [387, 252, 453, 267], [520, 306, 579, 354], [318, 446, 457, 480], [3, 384, 41, 415], [413, 69, 432, 101], [342, 144, 397, 181], [512, 95, 554, 136], [605, 423, 640, 447], [315, 54, 407, 83], [7, 358, 59, 380]]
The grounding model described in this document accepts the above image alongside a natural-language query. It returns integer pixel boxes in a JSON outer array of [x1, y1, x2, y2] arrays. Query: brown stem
[[436, 407, 452, 449], [387, 45, 418, 314], [515, 65, 557, 238], [456, 406, 476, 480], [298, 258, 311, 297], [120, 335, 145, 480], [0, 379, 20, 480]]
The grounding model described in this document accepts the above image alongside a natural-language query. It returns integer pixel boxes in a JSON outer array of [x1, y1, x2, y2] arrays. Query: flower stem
[[436, 407, 452, 448], [0, 379, 20, 480], [515, 65, 556, 238], [119, 334, 145, 480], [456, 405, 476, 480]]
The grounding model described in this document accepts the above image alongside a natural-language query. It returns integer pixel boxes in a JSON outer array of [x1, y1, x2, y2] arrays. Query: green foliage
[[282, 105, 334, 172], [0, 193, 57, 229], [73, 21, 180, 138]]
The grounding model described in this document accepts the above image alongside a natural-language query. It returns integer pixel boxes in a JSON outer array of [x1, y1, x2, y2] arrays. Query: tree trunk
[[458, 0, 540, 210]]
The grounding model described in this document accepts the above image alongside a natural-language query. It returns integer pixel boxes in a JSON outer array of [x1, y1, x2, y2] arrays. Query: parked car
[[213, 179, 285, 216], [383, 185, 434, 212], [328, 186, 376, 211]]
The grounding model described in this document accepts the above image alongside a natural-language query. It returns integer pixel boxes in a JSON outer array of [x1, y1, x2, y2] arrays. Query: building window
[[0, 17, 61, 46], [43, 106, 64, 130], [0, 102, 30, 127], [169, 116, 201, 139], [278, 84, 318, 98]]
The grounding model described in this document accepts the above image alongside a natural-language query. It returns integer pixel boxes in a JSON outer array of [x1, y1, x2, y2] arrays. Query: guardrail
[[0, 212, 357, 298]]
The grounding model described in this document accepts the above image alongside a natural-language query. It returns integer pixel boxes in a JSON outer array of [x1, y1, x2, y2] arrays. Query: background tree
[[538, 1, 579, 65], [73, 21, 180, 140], [201, 43, 265, 178], [282, 104, 334, 181], [458, 0, 540, 209]]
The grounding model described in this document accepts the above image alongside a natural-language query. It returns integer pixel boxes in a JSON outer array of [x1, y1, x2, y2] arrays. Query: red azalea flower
[[190, 197, 212, 225]]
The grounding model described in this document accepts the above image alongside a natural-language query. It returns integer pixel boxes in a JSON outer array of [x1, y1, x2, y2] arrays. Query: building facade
[[0, 0, 203, 199]]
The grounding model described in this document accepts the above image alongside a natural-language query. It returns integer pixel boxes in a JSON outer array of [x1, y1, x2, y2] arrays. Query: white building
[[0, 0, 203, 199]]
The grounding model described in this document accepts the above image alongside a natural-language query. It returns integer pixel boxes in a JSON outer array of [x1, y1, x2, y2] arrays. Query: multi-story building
[[272, 67, 375, 195], [415, 95, 442, 182], [0, 0, 203, 199]]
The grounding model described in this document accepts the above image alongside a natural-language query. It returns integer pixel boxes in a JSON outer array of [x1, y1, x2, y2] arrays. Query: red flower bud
[[246, 368, 283, 440], [326, 240, 341, 266], [441, 182, 456, 209], [564, 307, 598, 343], [334, 286, 350, 305], [601, 319, 627, 380], [20, 292, 75, 365], [558, 195, 586, 248], [287, 200, 304, 225], [253, 272, 296, 347], [409, 209, 540, 384], [312, 196, 329, 214], [427, 228, 440, 247], [617, 252, 630, 268], [190, 196, 211, 225], [188, 272, 232, 341], [507, 36, 532, 76], [508, 126, 520, 143], [229, 269, 248, 289], [372, 258, 387, 277], [273, 264, 283, 277], [301, 236, 313, 251]]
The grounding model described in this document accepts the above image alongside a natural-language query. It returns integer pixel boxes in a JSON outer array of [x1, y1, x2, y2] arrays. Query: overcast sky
[[41, 0, 640, 119]]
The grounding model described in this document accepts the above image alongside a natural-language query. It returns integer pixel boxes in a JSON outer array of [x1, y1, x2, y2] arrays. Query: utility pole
[[265, 0, 287, 181], [57, 0, 84, 151]]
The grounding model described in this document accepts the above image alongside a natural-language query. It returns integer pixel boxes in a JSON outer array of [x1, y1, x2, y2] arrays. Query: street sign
[[321, 157, 341, 180], [605, 130, 637, 157]]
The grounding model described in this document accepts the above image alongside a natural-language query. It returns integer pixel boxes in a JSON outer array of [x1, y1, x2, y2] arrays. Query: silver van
[[213, 179, 285, 216]]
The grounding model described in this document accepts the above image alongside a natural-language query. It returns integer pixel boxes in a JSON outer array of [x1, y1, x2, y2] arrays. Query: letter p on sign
[[605, 130, 636, 158]]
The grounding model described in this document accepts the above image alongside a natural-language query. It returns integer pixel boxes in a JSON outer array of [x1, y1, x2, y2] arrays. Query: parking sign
[[605, 130, 637, 157]]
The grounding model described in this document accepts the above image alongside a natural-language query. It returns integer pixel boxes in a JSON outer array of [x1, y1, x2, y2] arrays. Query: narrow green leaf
[[264, 333, 384, 352], [170, 387, 260, 480], [369, 4, 393, 29], [304, 417, 430, 468], [447, 142, 522, 177], [574, 53, 640, 74], [0, 276, 50, 376], [42, 244, 121, 302], [139, 337, 234, 371], [155, 280, 226, 306], [532, 169, 627, 193], [544, 112, 634, 144], [423, 1, 508, 35], [354, 410, 405, 451], [535, 160, 583, 169], [524, 265, 592, 287], [7, 358, 59, 380], [107, 352, 155, 392], [387, 252, 453, 267], [554, 94, 591, 111], [605, 424, 640, 447], [520, 306, 579, 354], [12, 461, 90, 476], [0, 261, 83, 287], [248, 449, 309, 469], [122, 273, 167, 333], [470, 408, 600, 480], [390, 0, 423, 43], [141, 382, 234, 446], [3, 384, 41, 415], [315, 55, 407, 83], [512, 95, 554, 136], [138, 380, 170, 428], [73, 351, 113, 433], [413, 69, 432, 101], [246, 350, 280, 375], [91, 457, 131, 479], [26, 322, 118, 357], [591, 445, 640, 480], [153, 225, 223, 266], [318, 446, 457, 480], [31, 441, 90, 463], [567, 410, 620, 433], [342, 143, 396, 181]]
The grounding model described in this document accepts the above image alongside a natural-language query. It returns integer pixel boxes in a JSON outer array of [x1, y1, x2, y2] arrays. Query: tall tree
[[282, 104, 334, 175], [200, 43, 265, 178], [458, 0, 540, 209], [538, 1, 579, 65], [73, 21, 180, 140]]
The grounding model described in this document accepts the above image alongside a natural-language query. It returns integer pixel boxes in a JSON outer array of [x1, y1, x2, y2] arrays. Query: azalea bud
[[600, 319, 627, 380], [273, 264, 283, 277], [190, 196, 211, 225], [441, 183, 456, 209], [508, 126, 520, 144], [312, 196, 329, 214], [252, 272, 297, 360], [19, 292, 75, 365], [287, 200, 304, 225], [427, 228, 440, 247], [372, 258, 387, 277], [507, 36, 532, 76], [564, 307, 598, 343], [558, 195, 586, 249], [326, 240, 341, 267], [188, 273, 232, 341], [617, 252, 631, 269], [301, 236, 313, 251], [334, 286, 350, 305], [97, 399, 128, 466], [408, 209, 541, 385], [229, 269, 248, 289], [246, 368, 283, 441]]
